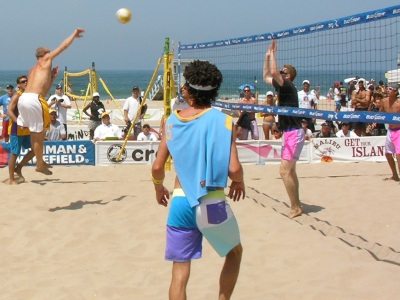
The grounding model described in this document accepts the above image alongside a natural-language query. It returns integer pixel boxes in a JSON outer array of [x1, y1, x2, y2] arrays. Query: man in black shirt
[[263, 40, 305, 218]]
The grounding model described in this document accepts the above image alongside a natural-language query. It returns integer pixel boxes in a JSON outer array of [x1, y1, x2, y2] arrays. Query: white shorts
[[17, 93, 50, 133]]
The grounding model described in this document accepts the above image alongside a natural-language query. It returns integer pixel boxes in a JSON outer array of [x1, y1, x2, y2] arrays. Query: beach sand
[[1, 161, 400, 299]]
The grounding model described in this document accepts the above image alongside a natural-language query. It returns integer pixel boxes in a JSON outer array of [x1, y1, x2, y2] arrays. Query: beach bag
[[237, 112, 252, 130]]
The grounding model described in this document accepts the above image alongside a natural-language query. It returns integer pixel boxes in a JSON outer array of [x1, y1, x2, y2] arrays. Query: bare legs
[[262, 124, 271, 140], [218, 244, 242, 300], [385, 153, 400, 181], [89, 129, 95, 141], [169, 262, 190, 300], [169, 244, 243, 300], [31, 131, 52, 175], [280, 159, 302, 218]]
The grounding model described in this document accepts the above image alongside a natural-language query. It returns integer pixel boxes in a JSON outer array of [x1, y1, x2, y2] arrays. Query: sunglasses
[[279, 70, 288, 75], [243, 90, 251, 92], [19, 80, 28, 84], [273, 130, 281, 133]]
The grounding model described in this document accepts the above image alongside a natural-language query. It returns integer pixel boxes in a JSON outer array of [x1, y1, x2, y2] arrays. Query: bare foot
[[8, 179, 18, 185], [15, 175, 25, 184], [44, 162, 53, 169], [35, 167, 53, 175], [288, 207, 303, 219], [383, 176, 400, 182]]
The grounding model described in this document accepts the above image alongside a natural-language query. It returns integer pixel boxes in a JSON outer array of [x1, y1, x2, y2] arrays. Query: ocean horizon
[[0, 68, 389, 101]]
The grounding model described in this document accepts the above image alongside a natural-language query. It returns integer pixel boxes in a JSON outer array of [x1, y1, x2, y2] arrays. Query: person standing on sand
[[152, 60, 245, 300], [263, 40, 305, 218], [380, 83, 400, 181], [7, 76, 35, 185], [17, 27, 84, 175]]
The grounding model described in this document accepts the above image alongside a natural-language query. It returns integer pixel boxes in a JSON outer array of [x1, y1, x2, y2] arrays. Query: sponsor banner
[[95, 140, 311, 166], [0, 140, 95, 166], [95, 141, 160, 165], [311, 136, 386, 162], [213, 101, 400, 125], [67, 125, 92, 141]]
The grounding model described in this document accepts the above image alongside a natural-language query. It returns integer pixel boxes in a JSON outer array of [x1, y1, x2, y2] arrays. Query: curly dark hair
[[183, 60, 223, 106]]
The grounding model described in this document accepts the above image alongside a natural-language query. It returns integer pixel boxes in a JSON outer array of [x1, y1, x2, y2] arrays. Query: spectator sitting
[[137, 123, 158, 141], [336, 122, 358, 138], [313, 122, 337, 138], [45, 109, 67, 141], [271, 123, 282, 140], [301, 119, 313, 140], [326, 120, 338, 134], [235, 124, 244, 140], [93, 112, 123, 142]]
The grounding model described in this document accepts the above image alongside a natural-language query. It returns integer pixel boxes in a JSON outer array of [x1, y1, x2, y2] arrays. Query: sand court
[[1, 161, 400, 299]]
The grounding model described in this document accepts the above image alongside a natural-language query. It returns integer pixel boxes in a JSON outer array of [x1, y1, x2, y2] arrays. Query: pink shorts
[[281, 128, 305, 161], [385, 128, 400, 155]]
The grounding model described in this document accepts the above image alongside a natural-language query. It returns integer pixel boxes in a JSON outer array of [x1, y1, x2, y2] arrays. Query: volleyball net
[[178, 5, 400, 124]]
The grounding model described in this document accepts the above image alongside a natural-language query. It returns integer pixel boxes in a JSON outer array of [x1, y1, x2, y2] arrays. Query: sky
[[1, 0, 399, 71]]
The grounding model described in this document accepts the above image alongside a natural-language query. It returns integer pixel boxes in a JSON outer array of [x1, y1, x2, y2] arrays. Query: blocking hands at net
[[263, 40, 305, 218]]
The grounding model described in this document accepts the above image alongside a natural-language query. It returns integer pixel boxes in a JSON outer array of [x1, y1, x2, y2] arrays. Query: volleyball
[[116, 8, 131, 24]]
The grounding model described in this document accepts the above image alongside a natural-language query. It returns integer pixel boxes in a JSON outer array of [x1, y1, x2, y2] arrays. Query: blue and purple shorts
[[165, 189, 240, 262]]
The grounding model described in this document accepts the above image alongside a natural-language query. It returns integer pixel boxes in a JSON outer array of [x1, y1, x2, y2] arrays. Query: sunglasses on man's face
[[243, 90, 251, 92], [19, 80, 28, 84], [280, 70, 288, 75]]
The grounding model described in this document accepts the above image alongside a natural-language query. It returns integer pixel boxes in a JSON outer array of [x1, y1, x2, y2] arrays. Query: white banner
[[236, 140, 311, 164], [95, 141, 160, 166], [310, 136, 386, 163], [93, 137, 387, 166]]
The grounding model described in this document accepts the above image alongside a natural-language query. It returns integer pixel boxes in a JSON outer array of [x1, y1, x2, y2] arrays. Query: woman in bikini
[[260, 91, 276, 140]]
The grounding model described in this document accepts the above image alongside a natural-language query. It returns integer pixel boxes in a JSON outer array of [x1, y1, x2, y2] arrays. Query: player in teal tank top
[[151, 60, 245, 299]]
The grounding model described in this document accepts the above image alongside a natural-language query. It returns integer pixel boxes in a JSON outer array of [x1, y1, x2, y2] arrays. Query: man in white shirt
[[336, 122, 358, 138], [47, 84, 71, 134], [137, 123, 158, 141], [297, 79, 318, 132], [123, 86, 147, 140], [45, 109, 67, 141], [94, 112, 123, 142], [301, 119, 313, 140]]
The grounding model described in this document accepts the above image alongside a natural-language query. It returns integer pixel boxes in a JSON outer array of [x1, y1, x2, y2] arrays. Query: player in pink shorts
[[264, 40, 305, 218], [380, 84, 400, 181]]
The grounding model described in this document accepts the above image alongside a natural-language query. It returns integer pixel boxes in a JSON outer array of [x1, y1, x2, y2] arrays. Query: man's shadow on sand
[[49, 195, 129, 212]]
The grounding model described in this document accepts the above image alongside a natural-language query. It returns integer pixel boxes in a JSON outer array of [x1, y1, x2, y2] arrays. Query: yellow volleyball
[[116, 8, 132, 24]]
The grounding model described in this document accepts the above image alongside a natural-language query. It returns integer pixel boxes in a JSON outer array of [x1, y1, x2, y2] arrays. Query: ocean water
[[0, 70, 158, 100], [0, 68, 388, 101]]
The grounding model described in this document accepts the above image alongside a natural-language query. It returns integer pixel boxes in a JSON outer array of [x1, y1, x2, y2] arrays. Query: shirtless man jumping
[[380, 83, 400, 181], [17, 28, 84, 175]]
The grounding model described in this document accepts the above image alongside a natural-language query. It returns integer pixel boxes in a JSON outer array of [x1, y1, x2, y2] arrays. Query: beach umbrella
[[344, 77, 356, 84], [238, 84, 255, 90]]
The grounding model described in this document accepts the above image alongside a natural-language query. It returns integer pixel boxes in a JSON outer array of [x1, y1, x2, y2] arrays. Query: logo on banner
[[107, 144, 127, 163]]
